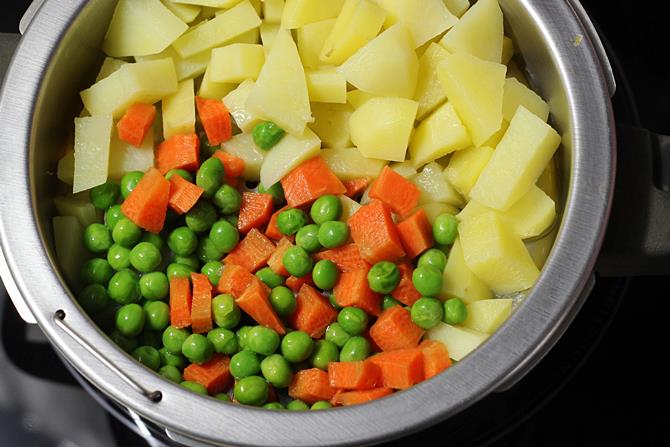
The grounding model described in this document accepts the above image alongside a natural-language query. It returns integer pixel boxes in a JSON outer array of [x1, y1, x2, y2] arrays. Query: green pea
[[181, 381, 208, 395], [411, 297, 444, 329], [120, 171, 143, 199], [182, 333, 214, 364], [132, 345, 160, 371], [295, 224, 322, 253], [310, 195, 342, 224], [277, 208, 308, 236], [367, 261, 401, 294], [207, 328, 239, 355], [201, 261, 224, 285], [139, 328, 163, 349], [159, 364, 183, 383], [311, 401, 332, 410], [212, 184, 242, 214], [329, 293, 342, 311], [382, 295, 402, 310], [90, 181, 120, 210], [339, 336, 370, 362], [185, 201, 217, 233], [83, 223, 113, 254], [234, 375, 269, 406], [139, 272, 169, 301], [209, 219, 240, 253], [159, 347, 186, 370], [236, 326, 253, 350], [196, 157, 224, 198], [109, 329, 138, 353], [255, 267, 285, 289], [317, 221, 349, 249], [165, 169, 193, 182], [263, 402, 284, 410], [107, 244, 131, 271], [252, 121, 285, 150], [282, 246, 313, 278], [325, 322, 351, 348], [174, 255, 200, 271], [312, 259, 338, 290], [129, 242, 162, 273], [230, 349, 261, 379], [443, 297, 468, 325], [433, 213, 459, 246], [141, 232, 164, 251], [412, 266, 443, 297], [80, 258, 114, 285], [162, 325, 190, 355], [199, 135, 219, 158], [223, 213, 238, 228], [246, 326, 280, 356], [77, 283, 109, 314], [337, 307, 368, 336], [260, 353, 293, 388], [258, 182, 285, 205], [197, 236, 225, 263], [309, 340, 339, 371], [212, 294, 241, 329], [107, 269, 140, 305], [105, 205, 125, 231], [166, 262, 196, 280], [115, 303, 145, 337], [143, 301, 170, 331], [167, 227, 198, 256], [418, 248, 448, 272], [286, 399, 309, 411], [280, 331, 313, 363], [112, 218, 142, 248], [215, 393, 232, 402], [268, 286, 296, 317]]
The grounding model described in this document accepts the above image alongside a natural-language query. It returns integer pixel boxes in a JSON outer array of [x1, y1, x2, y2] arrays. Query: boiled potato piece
[[414, 162, 464, 207], [414, 43, 450, 120], [481, 119, 509, 148], [73, 116, 113, 194], [209, 43, 265, 83], [162, 0, 201, 23], [375, 0, 457, 48], [96, 58, 127, 82], [223, 80, 262, 132], [174, 0, 242, 6], [260, 22, 280, 51], [418, 202, 461, 224], [459, 212, 540, 294], [57, 151, 75, 185], [320, 0, 386, 65], [54, 195, 100, 228], [136, 45, 209, 81], [349, 97, 418, 162], [390, 161, 418, 179], [470, 106, 561, 211], [409, 101, 472, 167], [444, 145, 494, 199], [437, 52, 506, 147], [108, 128, 155, 180], [506, 60, 531, 87], [246, 30, 313, 136], [297, 18, 335, 69], [443, 0, 470, 17], [263, 0, 285, 22], [305, 69, 347, 104], [339, 24, 419, 98], [346, 90, 376, 109], [259, 128, 321, 188], [53, 216, 89, 290], [198, 63, 236, 99], [502, 77, 549, 122], [281, 0, 345, 29], [440, 238, 492, 303], [103, 0, 188, 58], [320, 148, 386, 180], [501, 36, 515, 65], [339, 195, 361, 222], [439, 0, 503, 63], [426, 322, 489, 361], [309, 103, 354, 148], [462, 299, 514, 334], [222, 133, 265, 180], [162, 78, 195, 138]]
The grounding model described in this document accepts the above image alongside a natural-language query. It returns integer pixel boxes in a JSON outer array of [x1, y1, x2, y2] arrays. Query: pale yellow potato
[[346, 90, 376, 109], [501, 36, 515, 65], [506, 60, 531, 87], [96, 58, 127, 82], [209, 44, 265, 83], [375, 0, 457, 48], [162, 78, 195, 138], [443, 0, 470, 17], [223, 80, 262, 132], [281, 0, 345, 29], [349, 97, 418, 162], [426, 322, 489, 361], [260, 22, 281, 51], [53, 195, 100, 228], [502, 77, 549, 122], [305, 69, 347, 104], [390, 161, 418, 179], [339, 195, 362, 222], [309, 103, 354, 148], [198, 62, 236, 99], [297, 18, 335, 69], [57, 151, 75, 185], [440, 238, 492, 303], [162, 0, 201, 23], [444, 145, 494, 199], [414, 43, 450, 121], [174, 0, 242, 8], [73, 116, 113, 194], [108, 127, 155, 180], [263, 0, 285, 23], [470, 106, 561, 211], [414, 162, 464, 207], [417, 202, 461, 224], [135, 45, 210, 81], [320, 147, 386, 181], [53, 216, 89, 289], [439, 0, 503, 63], [462, 299, 514, 334], [481, 119, 509, 148], [259, 128, 321, 188], [221, 133, 265, 180]]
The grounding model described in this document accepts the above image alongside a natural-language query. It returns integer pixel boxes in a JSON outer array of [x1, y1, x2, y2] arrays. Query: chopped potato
[[95, 58, 127, 82], [339, 195, 362, 222], [54, 195, 100, 228], [259, 128, 321, 188], [73, 116, 113, 194], [209, 43, 265, 83], [390, 161, 418, 179], [320, 147, 386, 180], [135, 45, 209, 81], [414, 162, 464, 207], [439, 0, 504, 63], [502, 77, 549, 122], [57, 151, 75, 186], [375, 0, 457, 48], [297, 18, 336, 68], [440, 238, 492, 303], [414, 43, 450, 121], [444, 145, 494, 199], [443, 0, 470, 17], [346, 90, 376, 109], [305, 69, 347, 104], [223, 80, 262, 132], [281, 0, 345, 29], [53, 216, 89, 290], [462, 299, 514, 334], [309, 103, 354, 148], [262, 0, 285, 23], [418, 202, 461, 225], [501, 36, 515, 65], [108, 127, 155, 181], [260, 22, 281, 51], [426, 322, 489, 361], [221, 133, 265, 180], [162, 78, 196, 139]]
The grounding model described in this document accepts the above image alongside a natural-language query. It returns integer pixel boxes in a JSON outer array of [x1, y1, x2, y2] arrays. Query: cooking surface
[[1, 1, 669, 446]]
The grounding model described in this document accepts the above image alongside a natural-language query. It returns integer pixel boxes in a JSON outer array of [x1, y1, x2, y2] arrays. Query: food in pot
[[52, 0, 561, 408]]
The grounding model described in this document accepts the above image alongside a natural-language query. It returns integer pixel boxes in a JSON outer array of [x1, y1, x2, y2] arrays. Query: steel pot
[[0, 1, 617, 445]]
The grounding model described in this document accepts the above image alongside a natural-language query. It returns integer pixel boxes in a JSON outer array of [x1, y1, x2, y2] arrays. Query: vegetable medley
[[53, 0, 561, 410]]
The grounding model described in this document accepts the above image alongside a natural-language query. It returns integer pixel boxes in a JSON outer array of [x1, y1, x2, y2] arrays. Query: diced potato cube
[[54, 195, 100, 228], [470, 106, 561, 211], [346, 90, 376, 109], [108, 127, 155, 180], [96, 58, 127, 82], [537, 158, 559, 201], [349, 97, 418, 162], [223, 80, 262, 132], [221, 133, 265, 180], [209, 44, 265, 83], [502, 77, 549, 123], [263, 0, 285, 22], [426, 322, 489, 361], [443, 0, 470, 17], [53, 216, 89, 290], [462, 299, 513, 334], [162, 78, 196, 138], [162, 0, 201, 23], [439, 0, 503, 63], [375, 0, 457, 48], [501, 36, 515, 65], [320, 148, 386, 181], [305, 69, 347, 103], [136, 45, 209, 81], [414, 162, 464, 207], [57, 151, 75, 185], [297, 18, 335, 69], [259, 128, 321, 188], [409, 101, 471, 167], [198, 62, 236, 99], [506, 60, 531, 87], [440, 238, 492, 303], [444, 145, 494, 199], [281, 0, 345, 29], [414, 43, 450, 120], [320, 0, 386, 66], [418, 202, 461, 225], [260, 22, 281, 51], [339, 24, 419, 98], [339, 195, 361, 222], [481, 119, 509, 148], [73, 116, 113, 194], [390, 161, 418, 179], [459, 212, 540, 294], [174, 0, 243, 6], [309, 103, 353, 148]]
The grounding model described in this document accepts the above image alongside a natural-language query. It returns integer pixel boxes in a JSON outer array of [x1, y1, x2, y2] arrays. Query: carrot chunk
[[190, 273, 213, 334], [396, 209, 434, 259], [169, 276, 192, 329], [196, 96, 232, 146], [155, 133, 200, 175], [237, 192, 274, 234], [280, 156, 346, 208], [348, 200, 405, 264], [328, 360, 380, 390], [419, 339, 452, 380], [288, 368, 337, 405], [121, 167, 170, 234], [390, 263, 422, 306], [217, 264, 258, 298], [369, 306, 424, 352], [265, 205, 290, 241], [168, 174, 204, 215], [369, 166, 420, 218], [343, 177, 371, 198], [116, 102, 156, 147], [314, 244, 370, 273], [183, 354, 232, 394], [333, 269, 382, 317], [223, 228, 276, 272], [369, 348, 425, 389], [267, 237, 293, 277], [289, 284, 338, 338], [285, 274, 315, 292], [236, 279, 286, 335], [212, 150, 245, 179], [330, 387, 393, 406]]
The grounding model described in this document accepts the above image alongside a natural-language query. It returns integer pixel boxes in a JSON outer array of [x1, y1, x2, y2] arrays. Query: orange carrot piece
[[369, 166, 420, 218], [280, 156, 346, 208], [169, 276, 192, 329], [190, 273, 213, 334], [328, 361, 380, 390], [391, 263, 422, 306], [330, 387, 393, 406], [288, 368, 337, 405], [217, 264, 257, 298], [343, 177, 371, 198], [419, 340, 452, 380], [116, 103, 156, 147], [237, 192, 274, 234], [333, 269, 382, 317], [212, 151, 245, 179], [265, 205, 290, 241], [289, 284, 338, 338], [314, 244, 370, 273], [396, 210, 434, 259], [348, 200, 405, 264], [223, 228, 276, 272], [369, 306, 425, 352], [236, 279, 286, 335], [285, 274, 314, 293], [155, 133, 200, 175], [196, 96, 233, 146], [168, 174, 204, 215], [183, 354, 232, 394], [267, 238, 293, 277], [369, 348, 425, 389], [121, 167, 170, 234]]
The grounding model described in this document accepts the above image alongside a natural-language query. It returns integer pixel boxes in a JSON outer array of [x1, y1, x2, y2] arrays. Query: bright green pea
[[277, 209, 308, 236], [174, 255, 200, 271], [282, 246, 313, 278], [411, 297, 444, 329], [212, 184, 242, 214], [90, 181, 120, 210], [269, 286, 296, 317], [215, 393, 232, 402], [80, 258, 114, 285], [196, 157, 224, 198], [252, 121, 285, 150], [166, 263, 196, 280], [255, 267, 285, 289], [115, 303, 145, 337], [246, 326, 280, 356], [263, 402, 284, 410], [132, 345, 160, 371], [120, 171, 143, 199], [112, 218, 142, 248], [309, 340, 339, 371], [412, 266, 443, 297], [234, 375, 269, 406], [312, 259, 338, 290], [182, 333, 214, 364], [107, 269, 140, 305], [230, 349, 261, 379], [83, 223, 113, 254], [339, 336, 370, 362], [433, 213, 459, 246], [201, 261, 224, 285], [141, 232, 164, 251], [367, 261, 400, 294], [260, 353, 293, 388], [325, 322, 351, 348], [165, 169, 193, 182], [236, 326, 253, 350], [197, 236, 225, 263], [382, 295, 402, 310], [286, 399, 309, 411], [280, 331, 313, 363], [159, 347, 186, 370], [337, 307, 368, 336], [311, 401, 332, 410], [105, 205, 125, 231], [77, 284, 109, 314], [107, 244, 131, 271], [139, 272, 169, 301], [329, 293, 342, 311], [162, 325, 190, 355], [258, 182, 285, 205], [159, 365, 183, 383], [143, 301, 170, 331], [185, 201, 217, 233], [295, 224, 322, 253], [418, 248, 448, 272], [109, 329, 138, 353], [129, 242, 162, 273], [209, 220, 240, 253], [212, 294, 241, 329], [317, 221, 349, 249], [167, 227, 198, 256], [310, 195, 342, 224], [181, 381, 208, 395], [443, 297, 468, 325], [207, 328, 239, 355]]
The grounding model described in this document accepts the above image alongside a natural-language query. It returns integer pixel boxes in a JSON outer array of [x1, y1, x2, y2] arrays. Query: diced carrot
[[267, 238, 293, 277], [212, 150, 245, 179], [288, 368, 337, 405], [285, 274, 315, 292], [217, 264, 258, 298], [314, 244, 370, 273], [169, 276, 192, 329], [391, 263, 422, 306], [369, 348, 425, 389], [369, 306, 424, 352], [396, 209, 434, 259], [328, 360, 380, 390], [190, 273, 213, 334], [168, 174, 204, 215], [183, 354, 232, 394], [362, 327, 382, 354], [121, 167, 170, 234], [195, 96, 233, 146], [223, 228, 276, 272], [155, 133, 200, 175], [289, 284, 338, 338], [280, 156, 346, 208], [369, 166, 420, 218], [419, 339, 452, 380], [348, 200, 405, 264], [330, 387, 393, 406], [265, 205, 290, 241], [236, 279, 286, 335], [116, 102, 156, 147], [237, 192, 274, 234], [343, 177, 371, 198], [333, 269, 382, 317]]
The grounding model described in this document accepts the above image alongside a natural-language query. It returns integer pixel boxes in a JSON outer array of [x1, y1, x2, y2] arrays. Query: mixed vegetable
[[52, 0, 561, 410]]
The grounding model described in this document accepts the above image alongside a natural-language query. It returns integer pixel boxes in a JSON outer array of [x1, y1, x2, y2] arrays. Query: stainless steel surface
[[0, 0, 615, 446], [19, 0, 45, 35]]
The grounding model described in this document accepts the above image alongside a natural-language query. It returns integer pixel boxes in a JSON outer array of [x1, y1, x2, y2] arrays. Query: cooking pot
[[0, 0, 619, 445]]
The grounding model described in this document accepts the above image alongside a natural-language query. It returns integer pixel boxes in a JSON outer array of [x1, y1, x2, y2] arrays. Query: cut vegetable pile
[[53, 0, 561, 410]]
